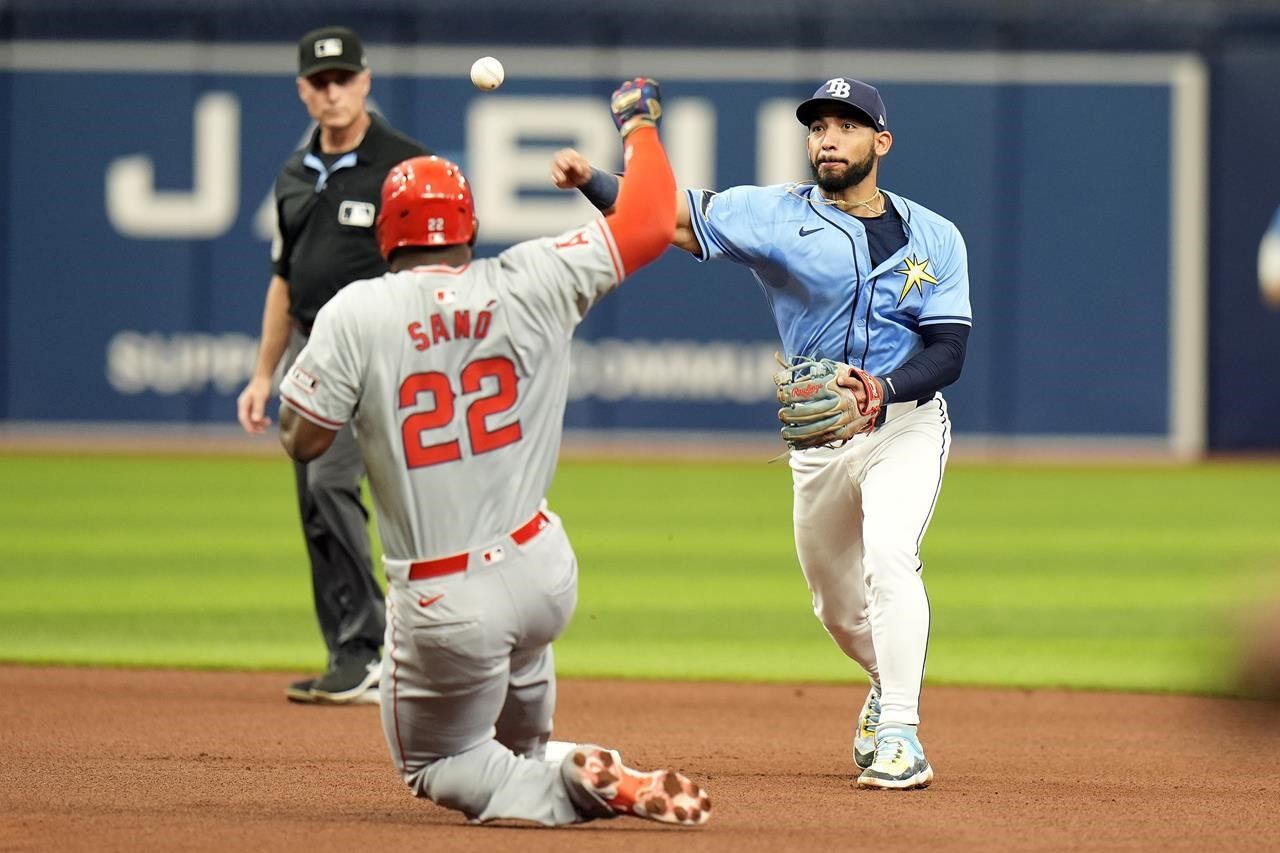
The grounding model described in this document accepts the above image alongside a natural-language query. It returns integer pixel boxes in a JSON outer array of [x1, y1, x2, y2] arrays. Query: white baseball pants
[[788, 395, 951, 728]]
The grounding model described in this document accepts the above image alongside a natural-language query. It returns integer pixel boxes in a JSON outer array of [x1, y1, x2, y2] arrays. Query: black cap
[[297, 26, 368, 77], [795, 77, 887, 131]]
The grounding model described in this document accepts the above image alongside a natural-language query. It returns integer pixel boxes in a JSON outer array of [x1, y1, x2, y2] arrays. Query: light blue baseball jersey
[[685, 183, 971, 376]]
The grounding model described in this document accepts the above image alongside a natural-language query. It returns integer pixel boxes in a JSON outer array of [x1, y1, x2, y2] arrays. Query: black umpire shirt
[[272, 112, 430, 331]]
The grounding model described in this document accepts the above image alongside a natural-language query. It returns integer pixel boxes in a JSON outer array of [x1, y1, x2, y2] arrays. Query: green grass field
[[2, 453, 1277, 695]]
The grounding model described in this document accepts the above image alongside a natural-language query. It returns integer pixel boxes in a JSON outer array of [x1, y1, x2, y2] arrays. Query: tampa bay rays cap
[[796, 77, 888, 131], [298, 26, 368, 77]]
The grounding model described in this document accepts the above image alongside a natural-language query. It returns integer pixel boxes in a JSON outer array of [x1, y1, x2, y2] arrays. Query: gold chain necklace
[[788, 182, 886, 216], [840, 188, 885, 215]]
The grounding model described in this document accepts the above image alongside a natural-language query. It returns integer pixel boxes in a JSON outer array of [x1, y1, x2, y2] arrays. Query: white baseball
[[470, 56, 505, 91], [1261, 228, 1280, 308]]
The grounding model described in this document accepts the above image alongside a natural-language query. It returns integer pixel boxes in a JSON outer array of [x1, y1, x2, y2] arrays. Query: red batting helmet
[[376, 155, 477, 258]]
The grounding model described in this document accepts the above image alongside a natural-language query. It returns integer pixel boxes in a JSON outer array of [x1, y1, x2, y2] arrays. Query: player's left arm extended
[[601, 126, 676, 274], [584, 78, 676, 274], [279, 406, 338, 463], [550, 149, 698, 258], [844, 323, 970, 404]]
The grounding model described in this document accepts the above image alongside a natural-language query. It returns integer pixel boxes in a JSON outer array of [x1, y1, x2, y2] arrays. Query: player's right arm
[[600, 127, 676, 273], [550, 149, 699, 257], [277, 286, 365, 462], [575, 77, 678, 274], [553, 152, 770, 264], [236, 274, 293, 434], [673, 191, 696, 254], [564, 156, 766, 266]]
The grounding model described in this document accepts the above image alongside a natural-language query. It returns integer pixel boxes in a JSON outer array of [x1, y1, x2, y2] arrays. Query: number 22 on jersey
[[398, 356, 522, 469]]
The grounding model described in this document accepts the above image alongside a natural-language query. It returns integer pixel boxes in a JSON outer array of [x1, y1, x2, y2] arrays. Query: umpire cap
[[796, 77, 887, 131], [298, 26, 368, 77]]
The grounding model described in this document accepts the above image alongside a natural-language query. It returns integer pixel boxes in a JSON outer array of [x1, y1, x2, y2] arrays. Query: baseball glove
[[773, 354, 884, 451]]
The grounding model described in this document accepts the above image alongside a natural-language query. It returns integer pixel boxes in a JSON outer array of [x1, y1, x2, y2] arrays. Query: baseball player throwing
[[553, 76, 972, 790], [277, 79, 711, 826]]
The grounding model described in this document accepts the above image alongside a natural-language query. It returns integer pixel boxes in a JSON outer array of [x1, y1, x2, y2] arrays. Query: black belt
[[875, 394, 935, 427]]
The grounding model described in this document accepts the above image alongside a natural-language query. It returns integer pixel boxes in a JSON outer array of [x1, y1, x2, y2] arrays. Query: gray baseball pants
[[378, 512, 606, 825]]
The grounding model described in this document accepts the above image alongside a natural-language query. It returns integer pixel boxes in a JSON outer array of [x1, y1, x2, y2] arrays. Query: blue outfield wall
[[3, 2, 1280, 451], [1208, 45, 1280, 451], [1, 43, 1198, 449]]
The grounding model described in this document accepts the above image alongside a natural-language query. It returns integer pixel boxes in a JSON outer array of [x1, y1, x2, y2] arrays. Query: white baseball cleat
[[857, 725, 934, 790], [543, 739, 577, 764], [853, 683, 882, 770]]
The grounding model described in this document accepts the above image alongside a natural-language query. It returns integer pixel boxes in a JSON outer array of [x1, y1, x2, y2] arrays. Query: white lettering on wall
[[663, 97, 716, 190], [100, 94, 802, 246], [467, 97, 619, 242], [105, 330, 777, 402], [105, 92, 240, 239], [757, 98, 810, 188], [106, 331, 259, 395], [467, 97, 715, 242], [567, 340, 778, 403], [101, 94, 788, 245], [254, 184, 278, 243]]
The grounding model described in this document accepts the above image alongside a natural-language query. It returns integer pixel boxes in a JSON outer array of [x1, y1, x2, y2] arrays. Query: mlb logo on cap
[[795, 77, 888, 132], [314, 38, 344, 59], [297, 26, 368, 77]]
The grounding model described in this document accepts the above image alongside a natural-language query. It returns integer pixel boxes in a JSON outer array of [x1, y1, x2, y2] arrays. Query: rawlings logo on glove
[[774, 354, 884, 451]]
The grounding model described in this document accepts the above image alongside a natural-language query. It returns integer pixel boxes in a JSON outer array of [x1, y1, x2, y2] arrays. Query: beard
[[810, 149, 876, 193]]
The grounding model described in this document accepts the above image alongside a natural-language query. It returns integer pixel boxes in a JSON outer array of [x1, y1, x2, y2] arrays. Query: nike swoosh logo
[[799, 226, 824, 237], [418, 593, 445, 608]]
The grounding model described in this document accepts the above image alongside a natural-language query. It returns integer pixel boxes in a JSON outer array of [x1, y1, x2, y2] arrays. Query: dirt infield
[[2, 666, 1277, 852]]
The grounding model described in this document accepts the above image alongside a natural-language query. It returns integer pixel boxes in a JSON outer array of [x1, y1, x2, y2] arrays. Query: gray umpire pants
[[286, 328, 385, 663]]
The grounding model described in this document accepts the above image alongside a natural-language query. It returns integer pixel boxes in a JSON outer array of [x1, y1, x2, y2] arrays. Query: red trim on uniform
[[410, 263, 471, 275], [510, 510, 551, 545], [406, 510, 551, 581], [406, 552, 469, 580], [280, 393, 345, 429], [594, 218, 625, 283], [387, 594, 408, 773]]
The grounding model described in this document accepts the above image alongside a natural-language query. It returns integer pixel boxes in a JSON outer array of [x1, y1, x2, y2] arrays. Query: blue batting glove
[[610, 77, 662, 138]]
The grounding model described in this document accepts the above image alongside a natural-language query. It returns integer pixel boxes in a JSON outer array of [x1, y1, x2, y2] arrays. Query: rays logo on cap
[[315, 38, 344, 58], [825, 78, 852, 98]]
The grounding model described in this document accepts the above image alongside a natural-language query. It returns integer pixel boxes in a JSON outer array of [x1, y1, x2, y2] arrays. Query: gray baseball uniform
[[280, 219, 625, 825]]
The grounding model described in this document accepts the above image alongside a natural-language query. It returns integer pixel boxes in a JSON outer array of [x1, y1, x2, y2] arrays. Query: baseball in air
[[1260, 222, 1280, 308], [470, 56, 505, 91]]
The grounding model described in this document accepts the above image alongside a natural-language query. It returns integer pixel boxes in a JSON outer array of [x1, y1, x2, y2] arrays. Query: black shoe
[[309, 653, 381, 704], [284, 676, 319, 703]]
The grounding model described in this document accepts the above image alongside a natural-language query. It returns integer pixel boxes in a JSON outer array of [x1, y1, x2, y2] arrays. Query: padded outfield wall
[[0, 1, 1277, 452]]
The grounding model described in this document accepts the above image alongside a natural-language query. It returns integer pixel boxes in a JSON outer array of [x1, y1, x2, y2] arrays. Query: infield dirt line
[[2, 666, 1277, 852]]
